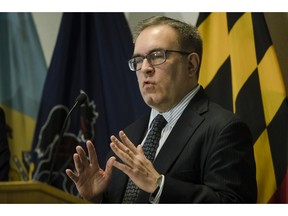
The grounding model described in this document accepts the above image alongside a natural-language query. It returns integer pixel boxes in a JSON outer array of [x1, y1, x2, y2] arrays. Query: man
[[66, 16, 257, 203]]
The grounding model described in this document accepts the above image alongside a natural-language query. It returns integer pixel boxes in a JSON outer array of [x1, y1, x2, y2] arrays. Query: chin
[[144, 97, 158, 108]]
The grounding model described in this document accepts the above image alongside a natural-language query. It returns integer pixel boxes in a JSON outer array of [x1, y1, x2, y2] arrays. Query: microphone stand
[[47, 93, 87, 184]]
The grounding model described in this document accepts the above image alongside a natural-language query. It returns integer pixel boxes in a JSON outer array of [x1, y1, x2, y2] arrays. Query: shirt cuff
[[149, 174, 165, 204]]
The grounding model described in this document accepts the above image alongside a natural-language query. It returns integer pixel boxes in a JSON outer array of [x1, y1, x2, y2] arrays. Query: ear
[[188, 53, 200, 77]]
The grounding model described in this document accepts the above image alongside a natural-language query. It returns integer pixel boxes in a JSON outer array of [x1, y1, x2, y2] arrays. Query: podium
[[0, 181, 89, 203]]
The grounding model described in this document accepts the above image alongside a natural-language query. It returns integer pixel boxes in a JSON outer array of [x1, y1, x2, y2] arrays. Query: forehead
[[134, 25, 179, 55]]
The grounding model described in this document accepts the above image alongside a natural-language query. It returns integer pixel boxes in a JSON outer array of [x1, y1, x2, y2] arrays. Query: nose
[[141, 58, 154, 75]]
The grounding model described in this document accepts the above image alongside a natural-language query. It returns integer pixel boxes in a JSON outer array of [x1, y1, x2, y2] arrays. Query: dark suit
[[103, 86, 257, 203]]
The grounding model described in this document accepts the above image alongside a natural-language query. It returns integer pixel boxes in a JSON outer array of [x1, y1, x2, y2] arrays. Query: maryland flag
[[196, 12, 288, 203]]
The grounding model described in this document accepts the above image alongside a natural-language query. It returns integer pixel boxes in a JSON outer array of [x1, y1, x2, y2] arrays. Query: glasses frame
[[128, 49, 191, 71]]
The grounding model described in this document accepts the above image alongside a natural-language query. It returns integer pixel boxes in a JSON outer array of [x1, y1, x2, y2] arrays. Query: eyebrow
[[132, 48, 163, 58]]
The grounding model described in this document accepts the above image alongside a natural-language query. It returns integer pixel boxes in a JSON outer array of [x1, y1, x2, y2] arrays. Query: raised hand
[[110, 131, 160, 193], [66, 140, 116, 202]]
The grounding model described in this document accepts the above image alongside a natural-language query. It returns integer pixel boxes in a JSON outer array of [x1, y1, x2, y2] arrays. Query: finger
[[136, 145, 154, 169], [73, 153, 84, 173], [119, 131, 137, 154], [112, 159, 131, 176], [112, 159, 147, 176], [110, 136, 135, 160], [135, 144, 148, 161], [105, 156, 116, 178], [76, 145, 89, 165], [137, 144, 144, 154], [65, 168, 79, 183], [113, 158, 150, 178], [111, 135, 136, 159], [110, 135, 127, 153], [86, 140, 99, 169], [110, 142, 134, 167]]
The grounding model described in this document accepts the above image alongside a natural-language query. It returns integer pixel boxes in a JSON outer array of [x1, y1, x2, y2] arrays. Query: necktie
[[122, 114, 167, 203]]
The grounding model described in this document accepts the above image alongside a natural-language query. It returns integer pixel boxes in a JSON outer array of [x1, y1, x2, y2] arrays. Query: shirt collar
[[149, 84, 200, 128]]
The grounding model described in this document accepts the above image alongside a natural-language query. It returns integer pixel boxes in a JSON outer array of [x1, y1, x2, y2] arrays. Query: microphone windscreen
[[75, 92, 87, 105]]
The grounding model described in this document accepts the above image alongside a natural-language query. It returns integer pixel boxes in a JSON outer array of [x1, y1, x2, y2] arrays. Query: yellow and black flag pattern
[[196, 12, 288, 203]]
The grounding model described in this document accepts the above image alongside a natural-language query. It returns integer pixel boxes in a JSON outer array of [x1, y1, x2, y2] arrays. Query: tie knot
[[152, 114, 167, 131]]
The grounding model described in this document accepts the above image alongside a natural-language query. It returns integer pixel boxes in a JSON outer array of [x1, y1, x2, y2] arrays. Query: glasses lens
[[147, 50, 166, 66], [128, 50, 167, 71], [128, 57, 143, 71], [128, 59, 136, 71]]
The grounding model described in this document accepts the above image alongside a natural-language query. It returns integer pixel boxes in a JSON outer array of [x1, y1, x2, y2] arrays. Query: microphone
[[47, 91, 87, 184], [75, 92, 88, 106]]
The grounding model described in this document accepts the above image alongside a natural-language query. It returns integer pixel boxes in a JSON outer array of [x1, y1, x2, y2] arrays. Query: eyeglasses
[[128, 49, 191, 71]]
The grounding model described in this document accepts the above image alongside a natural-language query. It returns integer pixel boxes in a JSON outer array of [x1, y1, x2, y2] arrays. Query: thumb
[[105, 156, 116, 177], [137, 144, 144, 154]]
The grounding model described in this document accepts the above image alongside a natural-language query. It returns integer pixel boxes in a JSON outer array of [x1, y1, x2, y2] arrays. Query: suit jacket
[[103, 86, 257, 203]]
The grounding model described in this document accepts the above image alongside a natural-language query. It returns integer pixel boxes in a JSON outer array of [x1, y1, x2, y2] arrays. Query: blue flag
[[31, 13, 148, 195], [0, 13, 47, 181]]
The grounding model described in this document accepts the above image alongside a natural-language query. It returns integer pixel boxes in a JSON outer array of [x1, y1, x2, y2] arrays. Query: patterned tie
[[122, 114, 167, 203]]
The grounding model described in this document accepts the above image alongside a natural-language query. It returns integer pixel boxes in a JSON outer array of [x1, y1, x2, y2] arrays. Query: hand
[[110, 131, 160, 193], [66, 140, 116, 202]]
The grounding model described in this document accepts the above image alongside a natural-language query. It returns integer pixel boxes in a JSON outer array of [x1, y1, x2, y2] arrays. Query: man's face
[[134, 25, 196, 112]]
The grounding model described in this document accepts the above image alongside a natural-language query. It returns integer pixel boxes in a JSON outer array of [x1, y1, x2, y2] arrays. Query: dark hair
[[133, 16, 203, 68]]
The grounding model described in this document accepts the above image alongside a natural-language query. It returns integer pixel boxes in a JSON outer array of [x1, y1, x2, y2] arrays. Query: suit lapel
[[124, 112, 150, 146], [153, 87, 209, 174]]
